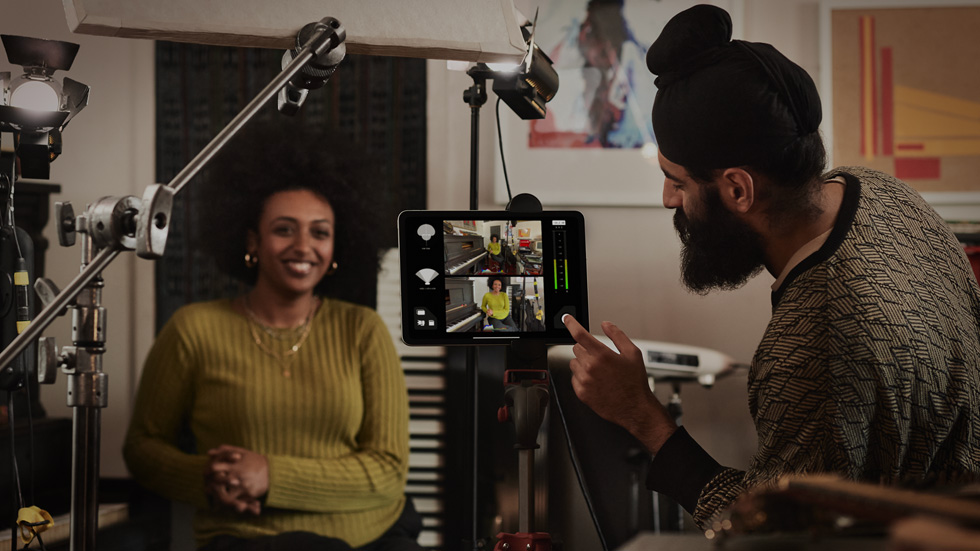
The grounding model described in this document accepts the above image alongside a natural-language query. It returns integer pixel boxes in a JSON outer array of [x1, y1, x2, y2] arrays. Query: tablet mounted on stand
[[397, 205, 587, 346]]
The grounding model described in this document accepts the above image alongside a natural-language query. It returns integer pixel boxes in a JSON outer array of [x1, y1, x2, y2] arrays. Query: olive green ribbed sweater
[[123, 298, 409, 548]]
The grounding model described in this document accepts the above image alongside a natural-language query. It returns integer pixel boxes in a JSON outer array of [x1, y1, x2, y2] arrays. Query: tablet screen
[[398, 210, 589, 345]]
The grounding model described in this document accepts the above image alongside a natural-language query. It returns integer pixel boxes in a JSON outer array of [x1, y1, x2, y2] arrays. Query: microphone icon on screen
[[417, 224, 435, 242], [416, 268, 438, 285]]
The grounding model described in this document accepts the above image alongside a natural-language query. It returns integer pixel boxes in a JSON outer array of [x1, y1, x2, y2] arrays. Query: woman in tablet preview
[[481, 276, 518, 331], [123, 125, 422, 551], [487, 234, 504, 269]]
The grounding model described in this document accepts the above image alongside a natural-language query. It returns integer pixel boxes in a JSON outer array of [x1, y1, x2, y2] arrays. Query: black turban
[[646, 4, 821, 169]]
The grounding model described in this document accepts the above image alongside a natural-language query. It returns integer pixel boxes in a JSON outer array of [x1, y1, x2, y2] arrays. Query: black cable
[[495, 98, 513, 203], [548, 375, 610, 551], [8, 184, 35, 503], [8, 393, 25, 551], [11, 393, 48, 551], [11, 225, 22, 259], [7, 202, 37, 551], [5, 174, 39, 533], [2, 175, 24, 260], [7, 394, 24, 507]]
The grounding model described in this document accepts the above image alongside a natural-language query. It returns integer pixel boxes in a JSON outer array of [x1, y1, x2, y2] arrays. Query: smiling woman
[[123, 122, 424, 550], [198, 120, 386, 307], [248, 189, 337, 302]]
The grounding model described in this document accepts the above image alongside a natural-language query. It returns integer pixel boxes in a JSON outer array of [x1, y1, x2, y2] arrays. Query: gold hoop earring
[[245, 252, 258, 268], [326, 261, 338, 275]]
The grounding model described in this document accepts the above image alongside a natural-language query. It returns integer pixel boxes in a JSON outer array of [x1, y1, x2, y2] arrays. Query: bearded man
[[563, 4, 980, 528]]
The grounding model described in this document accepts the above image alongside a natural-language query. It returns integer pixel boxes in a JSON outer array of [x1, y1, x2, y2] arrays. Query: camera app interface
[[401, 213, 586, 343]]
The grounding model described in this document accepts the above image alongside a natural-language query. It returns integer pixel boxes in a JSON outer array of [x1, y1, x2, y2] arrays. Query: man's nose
[[662, 182, 681, 209]]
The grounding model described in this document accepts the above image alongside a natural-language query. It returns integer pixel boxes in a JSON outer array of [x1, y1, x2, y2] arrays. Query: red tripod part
[[494, 530, 552, 551]]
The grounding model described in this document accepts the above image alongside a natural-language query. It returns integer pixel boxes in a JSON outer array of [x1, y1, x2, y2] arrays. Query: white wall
[[2, 0, 156, 478]]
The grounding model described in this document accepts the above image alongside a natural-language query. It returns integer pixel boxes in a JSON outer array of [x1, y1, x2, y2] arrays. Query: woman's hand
[[204, 444, 270, 515], [206, 479, 262, 515]]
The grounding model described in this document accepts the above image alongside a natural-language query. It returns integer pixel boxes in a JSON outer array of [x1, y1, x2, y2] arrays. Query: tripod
[[495, 341, 552, 551]]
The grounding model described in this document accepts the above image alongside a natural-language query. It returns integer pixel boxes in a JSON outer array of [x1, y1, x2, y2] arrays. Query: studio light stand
[[461, 10, 557, 211], [0, 17, 346, 551], [0, 34, 89, 550], [457, 12, 558, 549]]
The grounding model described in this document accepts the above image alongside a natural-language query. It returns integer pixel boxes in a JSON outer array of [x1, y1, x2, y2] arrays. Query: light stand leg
[[70, 407, 100, 551], [460, 66, 552, 550], [468, 99, 480, 211], [67, 235, 108, 551], [463, 67, 489, 210]]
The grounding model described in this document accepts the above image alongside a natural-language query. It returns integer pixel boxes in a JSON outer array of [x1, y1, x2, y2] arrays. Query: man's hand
[[563, 314, 678, 454], [204, 445, 269, 515]]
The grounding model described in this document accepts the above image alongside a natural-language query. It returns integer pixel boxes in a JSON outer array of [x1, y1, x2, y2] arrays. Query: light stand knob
[[55, 201, 76, 246], [37, 336, 59, 384], [35, 277, 69, 317], [135, 184, 173, 259], [37, 337, 75, 384]]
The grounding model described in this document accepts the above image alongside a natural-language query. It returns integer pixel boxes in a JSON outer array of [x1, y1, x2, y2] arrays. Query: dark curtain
[[153, 42, 426, 330]]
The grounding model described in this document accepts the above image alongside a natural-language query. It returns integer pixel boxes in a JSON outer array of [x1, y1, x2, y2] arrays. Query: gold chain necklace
[[243, 296, 319, 378]]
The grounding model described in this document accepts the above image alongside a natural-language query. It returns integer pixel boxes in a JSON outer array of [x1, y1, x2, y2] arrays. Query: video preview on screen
[[399, 211, 587, 345]]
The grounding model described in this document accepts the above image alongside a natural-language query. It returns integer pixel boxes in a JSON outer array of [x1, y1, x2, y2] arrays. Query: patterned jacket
[[646, 167, 980, 528]]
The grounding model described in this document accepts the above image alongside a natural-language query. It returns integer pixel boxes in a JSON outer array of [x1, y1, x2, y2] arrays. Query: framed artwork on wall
[[493, 0, 744, 207], [819, 0, 980, 206]]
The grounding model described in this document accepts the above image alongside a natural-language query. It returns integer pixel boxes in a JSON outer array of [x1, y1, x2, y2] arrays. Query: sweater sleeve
[[263, 310, 409, 513], [646, 358, 838, 530], [649, 354, 858, 528], [645, 427, 740, 526], [123, 311, 211, 508]]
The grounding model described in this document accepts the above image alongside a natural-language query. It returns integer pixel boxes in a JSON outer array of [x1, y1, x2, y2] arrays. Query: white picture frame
[[493, 0, 744, 207], [819, 0, 980, 211]]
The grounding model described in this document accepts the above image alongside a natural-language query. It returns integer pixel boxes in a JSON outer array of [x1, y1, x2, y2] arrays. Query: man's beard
[[673, 186, 767, 295]]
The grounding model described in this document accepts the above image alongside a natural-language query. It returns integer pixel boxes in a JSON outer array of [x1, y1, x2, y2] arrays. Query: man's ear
[[718, 167, 755, 213]]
